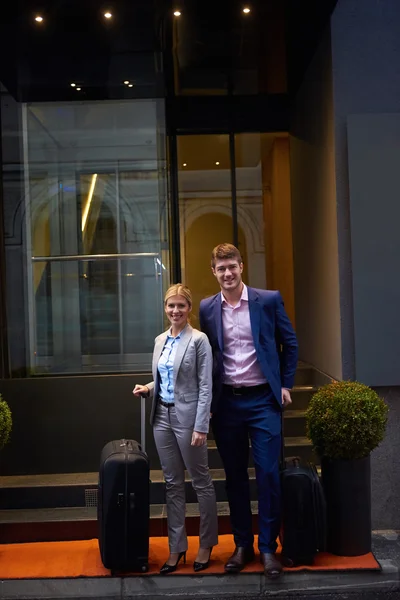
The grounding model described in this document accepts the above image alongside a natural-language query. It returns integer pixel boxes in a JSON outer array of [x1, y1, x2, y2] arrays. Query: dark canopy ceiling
[[0, 0, 337, 102]]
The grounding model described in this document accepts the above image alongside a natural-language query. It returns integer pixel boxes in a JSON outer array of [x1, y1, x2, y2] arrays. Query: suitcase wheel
[[141, 564, 149, 573]]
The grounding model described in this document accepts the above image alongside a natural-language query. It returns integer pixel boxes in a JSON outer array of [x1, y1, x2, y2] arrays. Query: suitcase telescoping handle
[[140, 394, 146, 453]]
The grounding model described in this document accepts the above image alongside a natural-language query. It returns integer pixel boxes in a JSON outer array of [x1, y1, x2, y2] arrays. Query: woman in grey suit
[[133, 284, 218, 574]]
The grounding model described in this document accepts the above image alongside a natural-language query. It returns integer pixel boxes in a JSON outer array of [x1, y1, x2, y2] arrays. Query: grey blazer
[[146, 325, 213, 434]]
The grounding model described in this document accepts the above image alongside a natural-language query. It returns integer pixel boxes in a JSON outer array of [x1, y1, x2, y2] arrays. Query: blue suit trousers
[[212, 385, 281, 553]]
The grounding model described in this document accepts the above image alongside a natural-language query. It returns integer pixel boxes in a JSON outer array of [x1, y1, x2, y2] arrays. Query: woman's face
[[165, 294, 191, 329]]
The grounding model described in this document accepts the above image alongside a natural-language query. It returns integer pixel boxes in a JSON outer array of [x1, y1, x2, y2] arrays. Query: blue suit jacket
[[199, 287, 298, 411]]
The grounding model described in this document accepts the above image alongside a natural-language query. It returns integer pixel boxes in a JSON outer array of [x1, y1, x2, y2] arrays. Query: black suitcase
[[98, 396, 150, 573], [280, 457, 327, 567]]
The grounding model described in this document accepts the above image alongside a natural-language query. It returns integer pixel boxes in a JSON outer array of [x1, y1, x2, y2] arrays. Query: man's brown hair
[[211, 243, 243, 268]]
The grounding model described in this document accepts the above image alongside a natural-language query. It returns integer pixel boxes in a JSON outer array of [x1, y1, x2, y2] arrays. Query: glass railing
[[30, 252, 165, 375]]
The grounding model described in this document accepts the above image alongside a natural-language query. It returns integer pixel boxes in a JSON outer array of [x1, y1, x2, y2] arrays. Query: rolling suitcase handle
[[140, 394, 146, 453]]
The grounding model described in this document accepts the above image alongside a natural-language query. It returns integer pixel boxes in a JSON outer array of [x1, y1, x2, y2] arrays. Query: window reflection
[[177, 135, 238, 319], [23, 100, 168, 375]]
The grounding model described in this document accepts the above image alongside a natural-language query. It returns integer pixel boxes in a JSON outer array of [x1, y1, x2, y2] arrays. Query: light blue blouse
[[158, 332, 181, 403]]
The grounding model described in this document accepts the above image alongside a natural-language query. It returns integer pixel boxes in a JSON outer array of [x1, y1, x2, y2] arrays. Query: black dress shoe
[[224, 546, 255, 573], [160, 551, 186, 575], [193, 547, 213, 572], [260, 552, 282, 579]]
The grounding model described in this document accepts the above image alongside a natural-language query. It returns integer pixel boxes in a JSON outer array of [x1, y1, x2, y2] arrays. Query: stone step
[[294, 364, 333, 387], [207, 406, 308, 442], [290, 385, 317, 409], [0, 502, 254, 544], [0, 469, 254, 510], [0, 428, 317, 509], [206, 436, 316, 469]]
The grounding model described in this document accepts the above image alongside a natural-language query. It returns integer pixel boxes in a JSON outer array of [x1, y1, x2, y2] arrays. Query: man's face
[[212, 258, 243, 293]]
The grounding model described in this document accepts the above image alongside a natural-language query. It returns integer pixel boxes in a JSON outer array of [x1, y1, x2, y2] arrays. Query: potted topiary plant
[[0, 393, 12, 451], [306, 381, 388, 557]]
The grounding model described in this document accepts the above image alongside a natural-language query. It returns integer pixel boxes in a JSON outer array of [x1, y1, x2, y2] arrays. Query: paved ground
[[1, 531, 400, 599]]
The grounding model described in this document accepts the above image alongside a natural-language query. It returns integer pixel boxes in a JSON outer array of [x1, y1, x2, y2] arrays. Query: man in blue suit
[[199, 243, 298, 579]]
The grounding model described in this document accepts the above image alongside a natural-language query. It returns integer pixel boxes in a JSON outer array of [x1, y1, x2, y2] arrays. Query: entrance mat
[[0, 535, 380, 579]]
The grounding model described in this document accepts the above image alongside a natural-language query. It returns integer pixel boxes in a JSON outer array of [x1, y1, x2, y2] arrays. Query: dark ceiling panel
[[0, 0, 338, 102]]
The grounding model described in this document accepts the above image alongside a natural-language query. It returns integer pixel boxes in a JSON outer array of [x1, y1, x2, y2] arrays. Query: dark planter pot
[[321, 455, 371, 556]]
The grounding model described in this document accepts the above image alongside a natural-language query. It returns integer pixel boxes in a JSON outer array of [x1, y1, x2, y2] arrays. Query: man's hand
[[281, 388, 292, 409], [191, 431, 207, 447], [133, 384, 149, 397]]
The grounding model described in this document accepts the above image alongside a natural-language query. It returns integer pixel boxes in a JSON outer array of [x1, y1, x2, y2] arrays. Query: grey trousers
[[153, 404, 218, 553]]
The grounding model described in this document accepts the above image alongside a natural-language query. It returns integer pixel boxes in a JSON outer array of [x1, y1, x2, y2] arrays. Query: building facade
[[0, 0, 399, 529]]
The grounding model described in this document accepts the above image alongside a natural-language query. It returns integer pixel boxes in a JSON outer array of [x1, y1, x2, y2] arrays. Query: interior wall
[[262, 136, 295, 327], [290, 26, 342, 380]]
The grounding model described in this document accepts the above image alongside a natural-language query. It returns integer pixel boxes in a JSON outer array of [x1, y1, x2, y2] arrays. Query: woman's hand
[[133, 384, 149, 397], [191, 431, 207, 447]]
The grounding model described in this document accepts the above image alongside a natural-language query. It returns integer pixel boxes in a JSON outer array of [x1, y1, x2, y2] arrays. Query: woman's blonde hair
[[164, 283, 192, 308]]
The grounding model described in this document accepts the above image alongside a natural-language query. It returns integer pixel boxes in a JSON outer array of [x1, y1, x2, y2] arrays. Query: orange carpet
[[0, 535, 380, 579]]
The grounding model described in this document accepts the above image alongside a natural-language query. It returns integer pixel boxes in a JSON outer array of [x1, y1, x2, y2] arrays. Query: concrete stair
[[0, 362, 332, 544]]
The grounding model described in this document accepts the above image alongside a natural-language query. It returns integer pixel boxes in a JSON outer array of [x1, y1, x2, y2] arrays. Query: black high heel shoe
[[160, 551, 186, 575], [193, 547, 213, 572]]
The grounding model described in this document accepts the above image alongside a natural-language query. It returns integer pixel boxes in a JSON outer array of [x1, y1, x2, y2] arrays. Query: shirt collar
[[167, 323, 188, 339], [221, 283, 248, 305]]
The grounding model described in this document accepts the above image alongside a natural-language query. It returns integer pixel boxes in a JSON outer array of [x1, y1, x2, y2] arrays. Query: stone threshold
[[0, 563, 398, 600]]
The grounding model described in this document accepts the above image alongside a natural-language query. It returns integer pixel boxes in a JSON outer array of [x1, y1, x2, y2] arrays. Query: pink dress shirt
[[221, 284, 267, 387]]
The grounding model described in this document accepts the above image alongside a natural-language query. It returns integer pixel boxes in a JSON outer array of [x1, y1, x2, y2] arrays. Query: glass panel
[[234, 133, 266, 288], [2, 98, 168, 376], [32, 255, 161, 373], [177, 135, 232, 318]]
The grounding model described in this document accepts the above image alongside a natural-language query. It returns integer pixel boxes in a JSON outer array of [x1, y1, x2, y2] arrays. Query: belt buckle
[[232, 387, 242, 396]]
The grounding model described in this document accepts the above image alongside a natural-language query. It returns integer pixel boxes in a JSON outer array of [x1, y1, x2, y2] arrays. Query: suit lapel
[[173, 325, 192, 387], [248, 287, 261, 346], [153, 334, 166, 373], [152, 333, 167, 395], [213, 295, 224, 351]]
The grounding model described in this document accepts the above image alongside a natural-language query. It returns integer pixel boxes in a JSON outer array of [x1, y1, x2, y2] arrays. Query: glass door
[[176, 133, 267, 318], [24, 100, 169, 374]]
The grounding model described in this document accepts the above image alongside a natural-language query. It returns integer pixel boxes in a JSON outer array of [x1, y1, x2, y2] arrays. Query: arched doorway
[[184, 212, 248, 319]]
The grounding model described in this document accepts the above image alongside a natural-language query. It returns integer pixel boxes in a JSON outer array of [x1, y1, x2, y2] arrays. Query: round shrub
[[306, 381, 388, 460], [0, 394, 12, 450]]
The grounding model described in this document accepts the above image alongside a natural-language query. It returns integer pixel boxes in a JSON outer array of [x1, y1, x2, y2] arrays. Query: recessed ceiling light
[[71, 83, 76, 88], [183, 163, 187, 167], [128, 84, 133, 88], [174, 10, 181, 17], [215, 161, 220, 166], [123, 80, 129, 85], [35, 15, 43, 23], [243, 7, 251, 14], [76, 87, 82, 91], [104, 12, 112, 19]]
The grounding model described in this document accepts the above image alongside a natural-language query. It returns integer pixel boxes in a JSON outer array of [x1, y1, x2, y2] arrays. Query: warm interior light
[[82, 174, 98, 233], [243, 7, 251, 13], [35, 16, 43, 22], [183, 163, 187, 167], [123, 80, 129, 85], [128, 84, 133, 88], [70, 83, 76, 88], [76, 87, 82, 91], [104, 12, 112, 19], [174, 10, 181, 17], [215, 161, 220, 165]]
